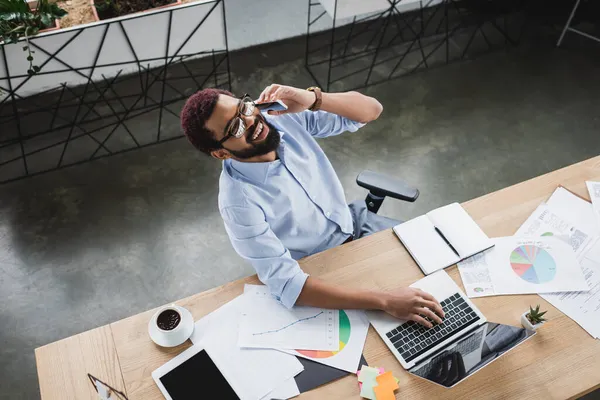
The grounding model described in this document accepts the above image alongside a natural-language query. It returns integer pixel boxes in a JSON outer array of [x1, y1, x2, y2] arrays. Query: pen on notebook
[[434, 227, 460, 258]]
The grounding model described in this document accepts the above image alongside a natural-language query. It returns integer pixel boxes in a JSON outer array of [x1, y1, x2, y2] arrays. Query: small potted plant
[[521, 304, 547, 331]]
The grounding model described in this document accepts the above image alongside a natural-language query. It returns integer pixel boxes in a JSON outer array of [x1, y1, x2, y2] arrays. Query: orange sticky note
[[376, 371, 399, 392], [373, 384, 395, 400]]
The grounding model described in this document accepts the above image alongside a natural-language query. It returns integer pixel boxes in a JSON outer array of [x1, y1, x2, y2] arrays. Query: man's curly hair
[[180, 88, 234, 155]]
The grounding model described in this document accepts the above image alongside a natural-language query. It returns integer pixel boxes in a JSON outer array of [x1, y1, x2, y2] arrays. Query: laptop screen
[[408, 322, 536, 388]]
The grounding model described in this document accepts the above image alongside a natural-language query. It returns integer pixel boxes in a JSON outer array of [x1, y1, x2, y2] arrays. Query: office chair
[[356, 170, 419, 214]]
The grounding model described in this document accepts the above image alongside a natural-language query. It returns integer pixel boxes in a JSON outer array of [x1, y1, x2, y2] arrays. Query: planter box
[[0, 0, 226, 101], [25, 1, 62, 33], [40, 19, 61, 32], [90, 0, 182, 22]]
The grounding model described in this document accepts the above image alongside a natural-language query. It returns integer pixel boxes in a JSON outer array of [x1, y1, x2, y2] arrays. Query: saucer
[[148, 305, 194, 347]]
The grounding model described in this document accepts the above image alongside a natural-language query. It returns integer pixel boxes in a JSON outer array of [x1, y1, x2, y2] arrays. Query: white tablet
[[152, 344, 239, 400]]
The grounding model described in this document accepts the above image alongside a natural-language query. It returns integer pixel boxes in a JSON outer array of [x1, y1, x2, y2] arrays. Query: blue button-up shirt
[[218, 110, 365, 308]]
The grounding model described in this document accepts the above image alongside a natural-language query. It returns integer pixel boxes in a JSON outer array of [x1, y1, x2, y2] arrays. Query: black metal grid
[[305, 0, 525, 91], [0, 0, 231, 184]]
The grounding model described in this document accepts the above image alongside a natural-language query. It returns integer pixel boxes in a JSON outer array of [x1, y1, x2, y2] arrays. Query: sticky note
[[360, 381, 378, 400], [374, 384, 396, 400], [376, 371, 399, 392], [357, 366, 380, 383], [358, 365, 380, 399], [357, 367, 385, 390]]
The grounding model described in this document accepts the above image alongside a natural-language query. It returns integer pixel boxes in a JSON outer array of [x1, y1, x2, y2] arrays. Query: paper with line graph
[[238, 285, 339, 351]]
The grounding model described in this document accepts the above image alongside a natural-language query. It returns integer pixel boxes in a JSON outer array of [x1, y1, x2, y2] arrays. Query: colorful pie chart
[[510, 245, 557, 284], [296, 310, 350, 358]]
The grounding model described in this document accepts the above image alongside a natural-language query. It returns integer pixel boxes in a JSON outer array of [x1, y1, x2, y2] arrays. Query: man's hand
[[257, 84, 314, 115], [382, 287, 445, 328], [256, 83, 383, 123]]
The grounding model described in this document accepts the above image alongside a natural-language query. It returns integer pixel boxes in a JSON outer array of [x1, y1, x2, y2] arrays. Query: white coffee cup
[[148, 305, 194, 347]]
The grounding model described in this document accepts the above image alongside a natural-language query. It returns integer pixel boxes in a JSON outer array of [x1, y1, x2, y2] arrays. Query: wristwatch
[[306, 87, 322, 112]]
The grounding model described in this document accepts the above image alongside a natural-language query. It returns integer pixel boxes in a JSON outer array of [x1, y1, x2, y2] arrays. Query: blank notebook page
[[394, 215, 459, 272], [427, 203, 491, 257]]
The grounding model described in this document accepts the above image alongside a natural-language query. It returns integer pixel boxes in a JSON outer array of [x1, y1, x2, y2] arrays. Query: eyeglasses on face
[[218, 94, 255, 146]]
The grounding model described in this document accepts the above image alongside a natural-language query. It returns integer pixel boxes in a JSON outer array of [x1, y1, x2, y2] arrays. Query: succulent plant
[[527, 304, 547, 325]]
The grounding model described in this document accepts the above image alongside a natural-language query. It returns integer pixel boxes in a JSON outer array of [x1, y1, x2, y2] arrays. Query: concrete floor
[[2, 29, 600, 399]]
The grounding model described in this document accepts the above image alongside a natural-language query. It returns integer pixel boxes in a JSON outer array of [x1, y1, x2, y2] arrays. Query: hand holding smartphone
[[255, 99, 288, 113]]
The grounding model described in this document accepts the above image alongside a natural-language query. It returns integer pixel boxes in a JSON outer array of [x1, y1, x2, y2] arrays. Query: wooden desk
[[36, 156, 600, 400]]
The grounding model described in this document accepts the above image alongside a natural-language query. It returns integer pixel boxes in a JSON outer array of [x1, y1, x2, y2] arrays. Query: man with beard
[[180, 84, 444, 326]]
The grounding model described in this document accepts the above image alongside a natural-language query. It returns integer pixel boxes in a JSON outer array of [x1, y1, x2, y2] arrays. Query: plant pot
[[27, 3, 62, 33], [26, 0, 39, 10], [91, 0, 182, 21], [521, 312, 544, 331], [39, 18, 61, 33]]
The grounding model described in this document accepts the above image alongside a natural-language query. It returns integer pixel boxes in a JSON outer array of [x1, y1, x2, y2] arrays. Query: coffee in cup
[[149, 305, 194, 347], [156, 308, 181, 331]]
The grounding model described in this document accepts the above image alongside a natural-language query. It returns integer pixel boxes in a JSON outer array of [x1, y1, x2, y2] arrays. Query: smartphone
[[255, 100, 288, 112]]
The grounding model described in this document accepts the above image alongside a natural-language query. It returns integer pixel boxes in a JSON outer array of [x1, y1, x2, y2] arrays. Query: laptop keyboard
[[385, 293, 479, 363]]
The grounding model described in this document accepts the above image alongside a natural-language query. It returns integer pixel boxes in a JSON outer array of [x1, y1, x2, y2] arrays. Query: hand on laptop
[[383, 288, 445, 328]]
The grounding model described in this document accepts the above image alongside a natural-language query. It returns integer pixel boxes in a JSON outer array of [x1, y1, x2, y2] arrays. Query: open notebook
[[393, 203, 494, 275]]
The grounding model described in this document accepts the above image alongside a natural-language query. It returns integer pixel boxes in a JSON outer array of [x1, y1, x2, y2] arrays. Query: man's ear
[[211, 148, 231, 160]]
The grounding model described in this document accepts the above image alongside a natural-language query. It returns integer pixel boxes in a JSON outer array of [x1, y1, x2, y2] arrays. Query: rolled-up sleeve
[[301, 110, 365, 138], [221, 204, 309, 308]]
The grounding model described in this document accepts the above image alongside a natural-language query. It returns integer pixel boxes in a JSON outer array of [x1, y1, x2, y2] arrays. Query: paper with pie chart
[[458, 236, 589, 297], [280, 309, 370, 373]]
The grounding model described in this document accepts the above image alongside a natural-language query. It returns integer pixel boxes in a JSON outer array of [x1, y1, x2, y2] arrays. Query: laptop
[[368, 270, 536, 387]]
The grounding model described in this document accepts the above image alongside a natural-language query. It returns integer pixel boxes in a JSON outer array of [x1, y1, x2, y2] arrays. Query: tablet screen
[[159, 349, 239, 400]]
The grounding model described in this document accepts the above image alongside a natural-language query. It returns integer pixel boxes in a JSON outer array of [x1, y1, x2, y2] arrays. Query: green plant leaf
[[39, 12, 52, 27], [1, 0, 67, 75], [48, 3, 67, 18]]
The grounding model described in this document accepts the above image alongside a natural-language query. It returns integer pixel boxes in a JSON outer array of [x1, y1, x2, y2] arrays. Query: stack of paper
[[459, 186, 600, 339], [190, 297, 303, 400], [240, 285, 370, 374], [540, 187, 600, 339]]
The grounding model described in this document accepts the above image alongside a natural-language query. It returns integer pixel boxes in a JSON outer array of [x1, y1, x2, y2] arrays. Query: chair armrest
[[356, 170, 419, 202]]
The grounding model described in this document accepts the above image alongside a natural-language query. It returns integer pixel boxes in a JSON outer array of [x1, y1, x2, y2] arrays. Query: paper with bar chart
[[239, 285, 339, 351], [458, 236, 589, 297]]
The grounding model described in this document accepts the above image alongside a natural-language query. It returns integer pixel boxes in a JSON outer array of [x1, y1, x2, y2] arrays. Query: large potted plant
[[0, 0, 67, 74]]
